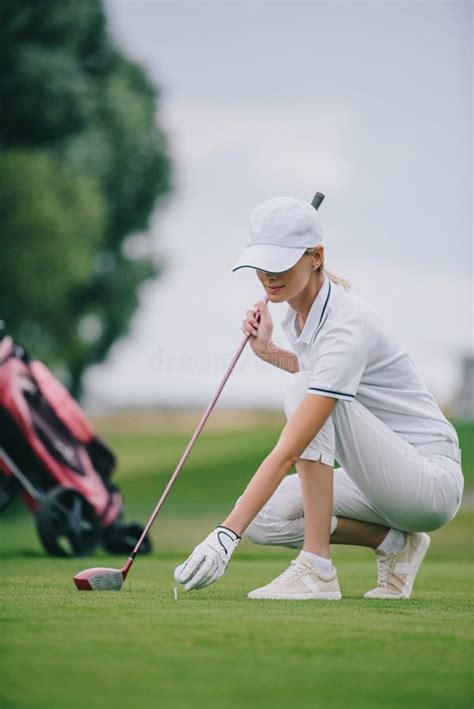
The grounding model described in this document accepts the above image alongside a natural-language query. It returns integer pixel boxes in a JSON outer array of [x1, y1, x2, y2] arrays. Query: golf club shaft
[[122, 296, 269, 577]]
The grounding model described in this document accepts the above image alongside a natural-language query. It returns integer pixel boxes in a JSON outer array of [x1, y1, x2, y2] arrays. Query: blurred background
[[0, 3, 472, 706], [1, 0, 472, 558], [0, 0, 472, 415]]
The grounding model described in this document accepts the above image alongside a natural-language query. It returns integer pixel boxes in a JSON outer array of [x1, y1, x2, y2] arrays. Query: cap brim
[[232, 244, 306, 274]]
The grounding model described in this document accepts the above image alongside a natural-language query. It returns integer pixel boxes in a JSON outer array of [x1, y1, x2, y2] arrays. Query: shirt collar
[[281, 275, 332, 345]]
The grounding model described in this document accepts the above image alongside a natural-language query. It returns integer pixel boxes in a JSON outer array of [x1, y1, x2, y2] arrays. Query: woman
[[174, 196, 464, 600]]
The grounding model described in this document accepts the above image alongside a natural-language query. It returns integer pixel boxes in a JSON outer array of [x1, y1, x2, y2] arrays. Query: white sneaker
[[248, 558, 342, 600], [364, 532, 431, 599]]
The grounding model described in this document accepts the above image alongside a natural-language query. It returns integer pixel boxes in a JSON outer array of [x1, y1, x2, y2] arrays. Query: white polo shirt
[[281, 275, 460, 450]]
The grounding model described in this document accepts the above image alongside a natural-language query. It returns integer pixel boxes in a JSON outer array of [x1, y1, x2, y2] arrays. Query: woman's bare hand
[[241, 300, 274, 356]]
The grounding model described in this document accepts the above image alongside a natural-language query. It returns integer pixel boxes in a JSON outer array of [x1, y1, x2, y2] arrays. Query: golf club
[[73, 191, 325, 591], [73, 300, 270, 589]]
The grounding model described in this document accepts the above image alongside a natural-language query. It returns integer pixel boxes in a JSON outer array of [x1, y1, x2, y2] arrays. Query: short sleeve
[[306, 322, 367, 401]]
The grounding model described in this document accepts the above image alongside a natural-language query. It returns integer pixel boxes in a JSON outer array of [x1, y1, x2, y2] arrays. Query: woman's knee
[[242, 475, 304, 546], [244, 514, 275, 546], [234, 493, 283, 546], [245, 511, 305, 548]]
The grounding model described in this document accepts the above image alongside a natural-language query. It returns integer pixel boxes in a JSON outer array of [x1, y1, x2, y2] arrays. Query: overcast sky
[[84, 0, 472, 411]]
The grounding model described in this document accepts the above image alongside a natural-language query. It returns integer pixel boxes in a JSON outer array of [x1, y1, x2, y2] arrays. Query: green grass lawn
[[1, 414, 473, 708]]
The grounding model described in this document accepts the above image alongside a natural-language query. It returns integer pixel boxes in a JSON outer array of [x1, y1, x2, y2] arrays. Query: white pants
[[245, 371, 464, 548]]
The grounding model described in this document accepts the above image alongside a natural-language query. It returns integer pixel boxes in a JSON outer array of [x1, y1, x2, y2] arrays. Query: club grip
[[311, 192, 325, 210]]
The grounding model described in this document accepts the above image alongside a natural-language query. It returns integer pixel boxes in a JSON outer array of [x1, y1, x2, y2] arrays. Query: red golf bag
[[0, 330, 151, 557]]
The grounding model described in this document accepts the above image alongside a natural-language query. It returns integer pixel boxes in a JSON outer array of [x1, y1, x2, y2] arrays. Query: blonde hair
[[304, 247, 351, 290]]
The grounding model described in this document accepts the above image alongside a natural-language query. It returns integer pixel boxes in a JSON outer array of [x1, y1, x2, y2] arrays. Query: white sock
[[299, 550, 333, 575], [377, 529, 406, 556]]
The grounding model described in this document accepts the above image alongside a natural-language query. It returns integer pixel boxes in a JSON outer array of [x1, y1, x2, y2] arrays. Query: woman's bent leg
[[244, 466, 392, 549], [332, 400, 463, 532], [297, 458, 333, 558]]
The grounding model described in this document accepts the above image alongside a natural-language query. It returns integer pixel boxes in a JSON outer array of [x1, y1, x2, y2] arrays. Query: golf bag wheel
[[102, 521, 152, 555], [36, 487, 101, 557]]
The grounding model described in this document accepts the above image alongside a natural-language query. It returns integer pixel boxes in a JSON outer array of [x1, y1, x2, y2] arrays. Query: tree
[[0, 0, 172, 396]]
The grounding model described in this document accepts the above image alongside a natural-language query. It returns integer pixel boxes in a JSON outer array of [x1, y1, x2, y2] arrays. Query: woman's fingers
[[246, 309, 259, 325], [242, 321, 258, 336], [242, 308, 259, 336], [242, 301, 271, 339]]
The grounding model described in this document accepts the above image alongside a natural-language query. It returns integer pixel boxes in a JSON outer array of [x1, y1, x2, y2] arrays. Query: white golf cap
[[232, 196, 323, 274]]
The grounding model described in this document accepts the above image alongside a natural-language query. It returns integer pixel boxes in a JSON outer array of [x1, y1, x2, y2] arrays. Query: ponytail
[[322, 268, 352, 291], [304, 247, 351, 290]]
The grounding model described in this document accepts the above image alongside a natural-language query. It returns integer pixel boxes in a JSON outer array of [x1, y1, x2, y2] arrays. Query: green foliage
[[0, 149, 106, 367], [0, 0, 110, 144], [0, 0, 172, 395]]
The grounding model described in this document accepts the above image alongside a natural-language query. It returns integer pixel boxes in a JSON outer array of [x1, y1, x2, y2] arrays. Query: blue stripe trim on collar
[[318, 280, 331, 327], [309, 280, 332, 345]]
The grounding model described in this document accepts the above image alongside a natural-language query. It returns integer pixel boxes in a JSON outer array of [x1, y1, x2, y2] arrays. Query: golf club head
[[73, 566, 124, 591]]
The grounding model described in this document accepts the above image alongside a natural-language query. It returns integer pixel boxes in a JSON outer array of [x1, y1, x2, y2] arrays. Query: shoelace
[[273, 560, 308, 584], [376, 553, 398, 588]]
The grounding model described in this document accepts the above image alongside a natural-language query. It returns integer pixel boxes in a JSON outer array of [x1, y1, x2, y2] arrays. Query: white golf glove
[[174, 526, 241, 591]]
